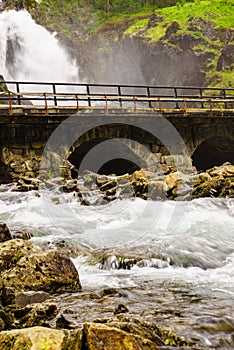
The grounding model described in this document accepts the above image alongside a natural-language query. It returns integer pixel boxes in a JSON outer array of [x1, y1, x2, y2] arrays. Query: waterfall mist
[[0, 9, 79, 83]]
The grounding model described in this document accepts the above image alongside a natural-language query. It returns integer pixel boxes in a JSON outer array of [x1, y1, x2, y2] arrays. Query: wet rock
[[100, 288, 122, 298], [107, 317, 189, 348], [217, 44, 234, 71], [13, 177, 40, 192], [11, 229, 32, 240], [83, 322, 159, 350], [114, 304, 129, 315], [0, 326, 67, 350], [188, 17, 217, 40], [100, 179, 118, 192], [147, 13, 164, 29], [0, 239, 81, 293], [1, 147, 42, 182], [56, 314, 73, 329], [193, 163, 234, 198], [14, 303, 58, 328], [0, 222, 12, 242], [147, 180, 165, 200], [96, 174, 110, 187], [165, 171, 189, 195], [208, 162, 234, 177], [14, 291, 51, 308], [165, 21, 180, 39]]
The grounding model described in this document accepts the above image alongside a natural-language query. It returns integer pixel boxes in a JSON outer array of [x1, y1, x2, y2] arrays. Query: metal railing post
[[76, 94, 80, 114], [105, 95, 108, 115], [118, 85, 122, 108], [16, 82, 21, 105], [174, 87, 179, 108], [133, 96, 137, 115], [158, 97, 162, 116], [53, 84, 57, 106], [199, 88, 204, 108], [223, 88, 227, 109], [209, 99, 212, 117], [8, 91, 13, 115], [183, 98, 187, 117], [87, 85, 91, 107], [44, 93, 48, 116], [147, 87, 152, 108]]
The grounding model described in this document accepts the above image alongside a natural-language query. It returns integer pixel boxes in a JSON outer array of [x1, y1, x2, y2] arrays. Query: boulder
[[0, 223, 12, 242], [83, 322, 159, 350], [0, 239, 81, 293], [0, 326, 83, 350]]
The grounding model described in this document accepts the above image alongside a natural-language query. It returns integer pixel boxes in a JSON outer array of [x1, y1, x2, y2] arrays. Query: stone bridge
[[0, 82, 234, 181]]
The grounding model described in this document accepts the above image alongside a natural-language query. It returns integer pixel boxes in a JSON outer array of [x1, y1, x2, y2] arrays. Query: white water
[[0, 188, 233, 289], [0, 10, 78, 84], [1, 186, 233, 348]]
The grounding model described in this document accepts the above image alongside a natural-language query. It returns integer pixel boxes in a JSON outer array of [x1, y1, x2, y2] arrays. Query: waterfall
[[0, 9, 79, 84]]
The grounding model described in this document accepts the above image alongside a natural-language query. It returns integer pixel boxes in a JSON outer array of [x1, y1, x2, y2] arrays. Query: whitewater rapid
[[0, 186, 233, 348]]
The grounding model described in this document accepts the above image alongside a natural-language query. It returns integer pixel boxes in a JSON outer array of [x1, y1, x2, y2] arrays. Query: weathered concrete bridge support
[[0, 112, 234, 181]]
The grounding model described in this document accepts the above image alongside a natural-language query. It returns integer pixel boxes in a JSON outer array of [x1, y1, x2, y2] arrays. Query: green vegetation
[[32, 0, 233, 87]]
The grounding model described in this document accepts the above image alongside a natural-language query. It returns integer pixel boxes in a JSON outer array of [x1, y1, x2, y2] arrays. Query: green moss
[[144, 24, 166, 42], [124, 18, 149, 36]]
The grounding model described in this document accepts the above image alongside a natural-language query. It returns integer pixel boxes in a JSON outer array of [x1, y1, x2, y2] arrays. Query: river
[[0, 184, 233, 349]]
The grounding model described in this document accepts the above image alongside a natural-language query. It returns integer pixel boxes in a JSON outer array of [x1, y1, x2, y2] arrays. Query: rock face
[[217, 44, 234, 71], [0, 239, 82, 293]]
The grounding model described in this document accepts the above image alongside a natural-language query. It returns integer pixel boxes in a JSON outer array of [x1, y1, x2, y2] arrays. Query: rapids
[[0, 185, 233, 349]]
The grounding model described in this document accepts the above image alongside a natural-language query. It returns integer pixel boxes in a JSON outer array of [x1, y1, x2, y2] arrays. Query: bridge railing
[[0, 81, 234, 116]]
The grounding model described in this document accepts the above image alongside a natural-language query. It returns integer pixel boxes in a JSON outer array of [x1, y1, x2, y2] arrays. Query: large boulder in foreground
[[0, 326, 82, 350], [83, 323, 159, 350], [0, 324, 158, 350], [0, 239, 81, 293]]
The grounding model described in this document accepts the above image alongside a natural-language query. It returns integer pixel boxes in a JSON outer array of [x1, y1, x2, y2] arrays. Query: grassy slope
[[123, 0, 234, 87], [35, 0, 234, 87]]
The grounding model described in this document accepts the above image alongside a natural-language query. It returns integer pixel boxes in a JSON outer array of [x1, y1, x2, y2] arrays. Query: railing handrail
[[3, 80, 234, 91], [0, 81, 233, 117]]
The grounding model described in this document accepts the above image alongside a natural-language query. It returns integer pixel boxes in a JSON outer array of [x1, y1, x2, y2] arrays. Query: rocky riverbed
[[10, 161, 234, 202], [0, 225, 191, 350]]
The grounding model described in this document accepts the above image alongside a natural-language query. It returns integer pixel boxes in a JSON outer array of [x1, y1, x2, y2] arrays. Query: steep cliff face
[[75, 30, 210, 85], [72, 13, 233, 86]]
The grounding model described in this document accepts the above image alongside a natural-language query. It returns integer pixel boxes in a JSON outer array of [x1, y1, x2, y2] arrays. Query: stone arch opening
[[68, 138, 145, 176], [99, 158, 140, 175], [192, 136, 234, 171], [68, 124, 163, 176]]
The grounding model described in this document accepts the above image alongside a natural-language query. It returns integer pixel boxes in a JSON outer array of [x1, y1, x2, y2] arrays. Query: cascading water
[[0, 9, 78, 83]]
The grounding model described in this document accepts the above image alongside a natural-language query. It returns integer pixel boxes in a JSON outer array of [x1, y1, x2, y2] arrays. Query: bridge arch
[[67, 124, 164, 176], [192, 136, 234, 171]]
